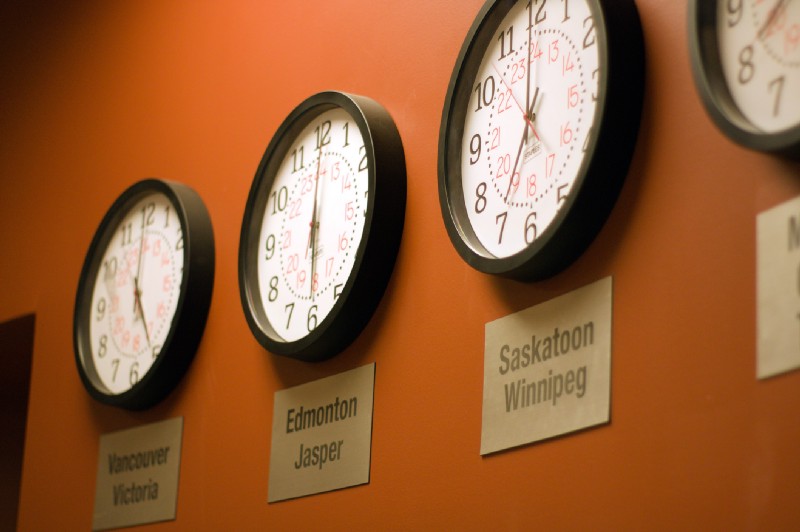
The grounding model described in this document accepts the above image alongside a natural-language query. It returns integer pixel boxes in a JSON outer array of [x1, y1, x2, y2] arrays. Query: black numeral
[[358, 146, 368, 172], [121, 222, 133, 246], [315, 120, 331, 150], [498, 26, 513, 60], [475, 182, 487, 213], [140, 202, 155, 228], [268, 276, 278, 302], [525, 212, 538, 244], [291, 146, 304, 173], [496, 212, 508, 244], [469, 134, 482, 165], [738, 45, 754, 85], [270, 186, 288, 214], [285, 302, 294, 329], [265, 234, 276, 260], [726, 0, 743, 27], [474, 75, 496, 112], [769, 76, 785, 117], [582, 16, 596, 49], [527, 0, 547, 27]]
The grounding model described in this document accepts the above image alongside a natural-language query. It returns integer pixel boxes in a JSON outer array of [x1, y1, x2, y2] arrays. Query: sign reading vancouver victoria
[[481, 277, 613, 455], [268, 363, 375, 502], [92, 417, 184, 531]]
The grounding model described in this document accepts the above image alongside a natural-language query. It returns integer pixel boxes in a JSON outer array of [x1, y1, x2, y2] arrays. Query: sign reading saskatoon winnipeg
[[269, 364, 375, 502], [481, 277, 613, 454]]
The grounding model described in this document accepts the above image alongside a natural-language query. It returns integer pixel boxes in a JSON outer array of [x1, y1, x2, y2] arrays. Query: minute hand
[[505, 86, 541, 203]]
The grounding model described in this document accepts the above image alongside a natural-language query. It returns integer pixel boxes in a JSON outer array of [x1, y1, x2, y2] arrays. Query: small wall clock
[[239, 91, 406, 362], [73, 179, 215, 410], [438, 0, 644, 280], [689, 0, 800, 157]]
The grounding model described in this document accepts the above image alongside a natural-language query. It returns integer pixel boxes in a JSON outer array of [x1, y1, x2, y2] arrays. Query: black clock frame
[[688, 0, 800, 158], [438, 0, 644, 281], [239, 91, 406, 362], [73, 179, 215, 410]]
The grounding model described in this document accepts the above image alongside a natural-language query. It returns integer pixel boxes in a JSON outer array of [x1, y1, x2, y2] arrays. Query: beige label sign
[[757, 196, 800, 379], [481, 277, 613, 455], [268, 363, 375, 502], [92, 417, 183, 531]]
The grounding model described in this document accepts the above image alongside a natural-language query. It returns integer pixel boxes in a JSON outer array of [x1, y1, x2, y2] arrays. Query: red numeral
[[560, 123, 573, 146], [562, 52, 574, 76], [496, 154, 511, 179], [567, 84, 579, 109], [527, 173, 537, 197], [546, 153, 556, 177], [490, 128, 500, 151], [548, 40, 560, 64], [529, 42, 543, 63]]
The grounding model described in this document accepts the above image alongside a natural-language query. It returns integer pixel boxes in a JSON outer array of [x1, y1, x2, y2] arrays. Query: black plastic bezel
[[73, 178, 215, 410], [238, 91, 406, 362], [438, 0, 644, 281]]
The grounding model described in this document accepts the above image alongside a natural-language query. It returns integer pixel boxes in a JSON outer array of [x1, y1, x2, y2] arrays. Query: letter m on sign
[[789, 215, 800, 251]]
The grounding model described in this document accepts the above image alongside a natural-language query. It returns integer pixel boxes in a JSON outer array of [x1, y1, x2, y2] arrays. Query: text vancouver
[[108, 446, 170, 475]]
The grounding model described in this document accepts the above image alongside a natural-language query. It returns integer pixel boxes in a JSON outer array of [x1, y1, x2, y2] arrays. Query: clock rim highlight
[[73, 178, 215, 410], [688, 0, 800, 158], [438, 0, 645, 281], [238, 90, 406, 362]]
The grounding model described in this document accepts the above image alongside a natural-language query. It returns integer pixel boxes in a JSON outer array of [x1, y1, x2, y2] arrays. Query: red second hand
[[491, 62, 540, 141]]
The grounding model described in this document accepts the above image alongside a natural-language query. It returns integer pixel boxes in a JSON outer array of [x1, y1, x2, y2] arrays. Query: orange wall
[[3, 1, 800, 529]]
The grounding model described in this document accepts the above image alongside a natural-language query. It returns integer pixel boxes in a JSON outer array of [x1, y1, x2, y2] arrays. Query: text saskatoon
[[499, 322, 594, 413], [107, 446, 170, 506]]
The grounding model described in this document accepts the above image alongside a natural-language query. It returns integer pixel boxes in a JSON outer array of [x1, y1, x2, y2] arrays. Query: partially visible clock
[[689, 0, 800, 157], [73, 179, 214, 410], [438, 0, 644, 280], [239, 91, 406, 362]]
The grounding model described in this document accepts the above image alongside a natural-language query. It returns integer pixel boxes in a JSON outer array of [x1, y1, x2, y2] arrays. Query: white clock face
[[88, 192, 184, 394], [257, 107, 368, 342], [461, 0, 600, 258], [718, 0, 800, 133]]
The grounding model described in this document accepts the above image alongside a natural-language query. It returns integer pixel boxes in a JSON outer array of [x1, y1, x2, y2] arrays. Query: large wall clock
[[438, 0, 644, 281], [73, 179, 215, 410], [689, 0, 800, 157], [239, 91, 406, 362]]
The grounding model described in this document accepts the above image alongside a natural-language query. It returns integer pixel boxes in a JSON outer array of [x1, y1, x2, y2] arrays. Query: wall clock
[[239, 91, 406, 362], [689, 0, 800, 157], [438, 0, 644, 280], [73, 179, 215, 410]]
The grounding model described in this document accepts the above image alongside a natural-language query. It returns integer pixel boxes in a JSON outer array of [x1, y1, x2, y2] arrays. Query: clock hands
[[491, 63, 542, 143], [308, 151, 323, 300], [133, 276, 152, 346], [133, 225, 152, 346], [758, 0, 789, 39], [490, 60, 543, 204], [505, 86, 541, 203]]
